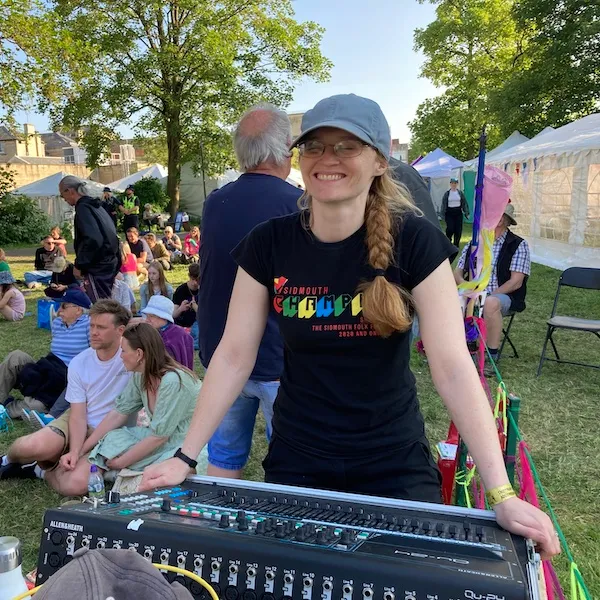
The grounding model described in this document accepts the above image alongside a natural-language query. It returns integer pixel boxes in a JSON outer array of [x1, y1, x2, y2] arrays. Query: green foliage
[[134, 136, 169, 167], [0, 194, 52, 245], [132, 177, 170, 212], [411, 0, 600, 155], [40, 0, 332, 214], [410, 0, 525, 160], [489, 0, 600, 137], [0, 165, 16, 198]]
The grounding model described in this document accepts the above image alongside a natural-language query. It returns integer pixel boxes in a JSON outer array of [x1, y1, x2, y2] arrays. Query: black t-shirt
[[128, 239, 145, 259], [232, 211, 456, 458], [173, 282, 198, 328]]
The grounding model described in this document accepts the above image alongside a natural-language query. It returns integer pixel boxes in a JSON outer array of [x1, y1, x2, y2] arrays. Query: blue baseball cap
[[61, 288, 92, 309], [291, 94, 391, 160]]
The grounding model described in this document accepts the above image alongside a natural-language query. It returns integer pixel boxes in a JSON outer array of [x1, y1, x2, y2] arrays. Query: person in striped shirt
[[0, 288, 92, 420]]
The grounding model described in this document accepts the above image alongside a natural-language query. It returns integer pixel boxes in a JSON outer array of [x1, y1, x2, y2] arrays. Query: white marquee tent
[[464, 131, 530, 169], [12, 171, 105, 228], [413, 148, 465, 214], [106, 164, 167, 192], [176, 165, 304, 217], [486, 114, 600, 269]]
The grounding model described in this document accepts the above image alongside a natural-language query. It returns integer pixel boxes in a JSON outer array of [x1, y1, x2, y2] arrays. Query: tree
[[489, 0, 600, 136], [410, 0, 530, 160], [0, 0, 89, 121], [45, 0, 331, 215]]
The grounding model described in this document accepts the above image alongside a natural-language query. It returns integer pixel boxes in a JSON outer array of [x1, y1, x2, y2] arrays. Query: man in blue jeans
[[198, 103, 302, 478]]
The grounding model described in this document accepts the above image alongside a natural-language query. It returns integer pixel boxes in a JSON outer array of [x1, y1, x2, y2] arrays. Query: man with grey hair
[[59, 175, 121, 301], [197, 103, 301, 479]]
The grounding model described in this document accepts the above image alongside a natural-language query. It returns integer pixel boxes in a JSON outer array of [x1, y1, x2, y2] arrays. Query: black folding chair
[[498, 312, 519, 360], [536, 267, 600, 376]]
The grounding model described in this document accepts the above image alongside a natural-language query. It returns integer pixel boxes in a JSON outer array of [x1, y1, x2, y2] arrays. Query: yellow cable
[[12, 563, 219, 600], [12, 586, 42, 600], [152, 563, 220, 600]]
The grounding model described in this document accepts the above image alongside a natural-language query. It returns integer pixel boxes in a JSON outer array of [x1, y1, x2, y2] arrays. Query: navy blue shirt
[[197, 173, 302, 380]]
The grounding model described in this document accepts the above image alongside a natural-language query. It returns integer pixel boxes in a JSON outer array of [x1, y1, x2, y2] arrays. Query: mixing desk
[[37, 476, 541, 600]]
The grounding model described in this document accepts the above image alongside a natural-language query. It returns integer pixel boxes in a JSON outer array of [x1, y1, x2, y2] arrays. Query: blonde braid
[[358, 170, 416, 337]]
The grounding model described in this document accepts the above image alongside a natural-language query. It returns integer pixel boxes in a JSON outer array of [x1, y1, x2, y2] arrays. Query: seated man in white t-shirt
[[0, 300, 132, 495]]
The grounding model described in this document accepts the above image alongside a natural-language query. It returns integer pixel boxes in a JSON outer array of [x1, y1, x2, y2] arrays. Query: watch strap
[[174, 448, 198, 469]]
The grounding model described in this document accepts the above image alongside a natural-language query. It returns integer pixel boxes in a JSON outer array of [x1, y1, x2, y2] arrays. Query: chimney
[[23, 123, 36, 136]]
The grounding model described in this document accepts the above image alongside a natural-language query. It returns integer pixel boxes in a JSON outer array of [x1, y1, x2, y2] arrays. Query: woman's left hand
[[494, 496, 561, 560]]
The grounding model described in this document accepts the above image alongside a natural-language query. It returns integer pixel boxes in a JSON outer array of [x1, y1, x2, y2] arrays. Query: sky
[[12, 0, 442, 143]]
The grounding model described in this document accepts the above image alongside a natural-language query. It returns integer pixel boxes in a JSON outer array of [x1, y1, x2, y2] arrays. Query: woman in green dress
[[86, 322, 205, 472]]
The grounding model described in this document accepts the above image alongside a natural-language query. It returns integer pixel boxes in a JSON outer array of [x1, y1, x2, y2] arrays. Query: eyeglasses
[[298, 139, 372, 158]]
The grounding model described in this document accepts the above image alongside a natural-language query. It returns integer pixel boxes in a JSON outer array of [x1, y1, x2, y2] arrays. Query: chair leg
[[549, 334, 561, 361], [537, 326, 552, 377], [498, 314, 517, 360], [506, 335, 519, 359]]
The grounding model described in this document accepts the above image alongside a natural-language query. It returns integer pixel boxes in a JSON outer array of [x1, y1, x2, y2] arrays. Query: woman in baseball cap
[[142, 94, 558, 559]]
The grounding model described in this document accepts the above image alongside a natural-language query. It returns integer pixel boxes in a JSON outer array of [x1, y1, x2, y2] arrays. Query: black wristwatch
[[174, 448, 198, 469]]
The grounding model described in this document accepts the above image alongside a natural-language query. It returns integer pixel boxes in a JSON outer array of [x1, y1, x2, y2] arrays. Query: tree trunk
[[165, 111, 181, 217]]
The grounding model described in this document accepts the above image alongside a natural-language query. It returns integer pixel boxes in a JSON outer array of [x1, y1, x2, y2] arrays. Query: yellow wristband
[[486, 484, 516, 507]]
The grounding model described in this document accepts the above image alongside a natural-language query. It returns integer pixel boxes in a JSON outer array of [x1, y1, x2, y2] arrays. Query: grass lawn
[[0, 231, 599, 596]]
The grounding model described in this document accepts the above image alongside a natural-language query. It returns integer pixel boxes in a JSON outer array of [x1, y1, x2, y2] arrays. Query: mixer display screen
[[37, 477, 540, 600]]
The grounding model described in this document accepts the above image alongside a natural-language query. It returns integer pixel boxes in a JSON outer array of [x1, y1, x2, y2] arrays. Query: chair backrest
[[550, 267, 600, 318], [559, 267, 600, 291]]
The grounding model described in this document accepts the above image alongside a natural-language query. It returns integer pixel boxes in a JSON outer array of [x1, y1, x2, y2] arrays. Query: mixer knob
[[238, 516, 249, 531], [219, 514, 230, 529], [316, 530, 327, 545], [255, 521, 266, 535], [436, 523, 445, 536], [340, 530, 352, 545], [275, 523, 285, 539], [410, 518, 420, 531], [161, 499, 171, 512], [236, 510, 246, 522], [449, 524, 458, 538], [422, 521, 431, 532], [295, 525, 306, 541]]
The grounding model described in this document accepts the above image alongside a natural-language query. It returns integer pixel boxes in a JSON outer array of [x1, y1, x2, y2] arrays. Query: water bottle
[[0, 536, 30, 600], [88, 465, 105, 499]]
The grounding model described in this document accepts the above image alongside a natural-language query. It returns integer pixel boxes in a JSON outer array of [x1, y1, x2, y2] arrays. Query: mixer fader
[[37, 476, 541, 600]]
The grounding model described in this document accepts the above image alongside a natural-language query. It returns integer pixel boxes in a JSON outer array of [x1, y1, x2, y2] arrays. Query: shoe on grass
[[31, 410, 54, 431], [0, 460, 37, 480]]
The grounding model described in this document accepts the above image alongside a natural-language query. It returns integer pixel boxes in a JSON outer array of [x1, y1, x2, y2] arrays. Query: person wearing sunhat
[[140, 94, 558, 560], [140, 295, 194, 370], [102, 186, 120, 227], [0, 287, 91, 422], [441, 177, 469, 246], [0, 270, 25, 321], [119, 185, 140, 231], [454, 201, 530, 373]]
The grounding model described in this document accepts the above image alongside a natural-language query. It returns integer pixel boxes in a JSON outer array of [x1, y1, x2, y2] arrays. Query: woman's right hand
[[139, 457, 190, 491]]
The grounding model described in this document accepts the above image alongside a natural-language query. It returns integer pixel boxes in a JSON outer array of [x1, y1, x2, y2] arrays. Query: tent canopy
[[413, 148, 464, 178], [11, 171, 104, 230], [12, 171, 105, 197], [464, 131, 530, 168], [106, 164, 167, 192], [486, 113, 600, 270], [489, 114, 600, 164]]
